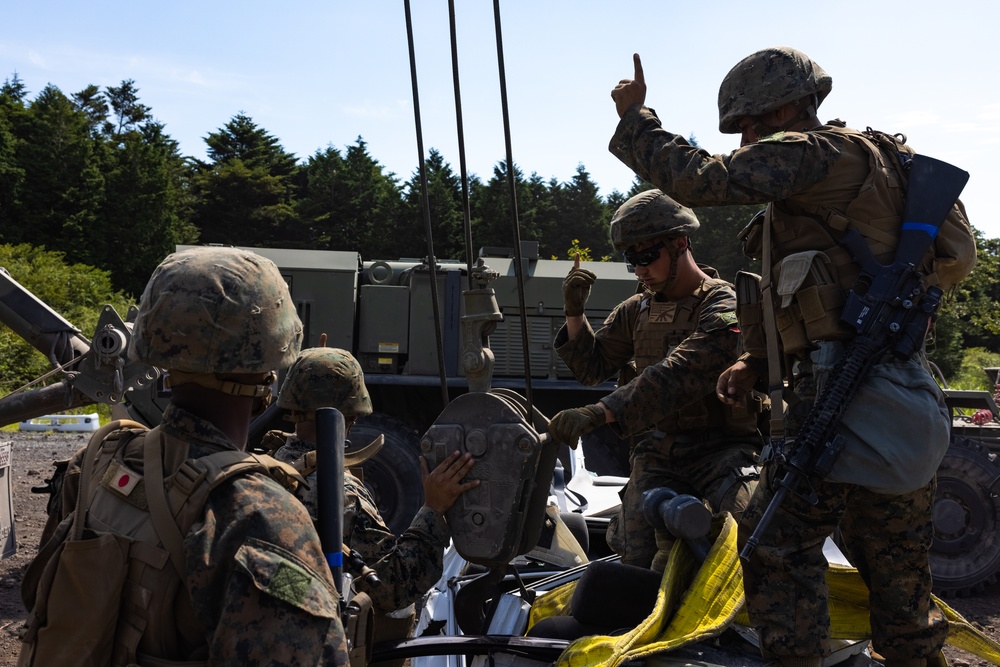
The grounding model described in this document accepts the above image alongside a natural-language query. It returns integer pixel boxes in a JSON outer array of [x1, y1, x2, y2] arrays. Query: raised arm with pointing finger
[[611, 53, 647, 118]]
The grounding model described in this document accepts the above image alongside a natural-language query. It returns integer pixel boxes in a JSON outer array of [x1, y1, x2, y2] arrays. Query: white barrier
[[18, 413, 101, 432], [0, 441, 13, 558]]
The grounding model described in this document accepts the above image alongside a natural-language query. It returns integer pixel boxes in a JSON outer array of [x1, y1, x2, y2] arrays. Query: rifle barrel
[[316, 407, 346, 597]]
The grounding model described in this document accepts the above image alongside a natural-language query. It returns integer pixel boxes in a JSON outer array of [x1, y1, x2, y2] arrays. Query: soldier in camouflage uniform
[[547, 190, 761, 571], [271, 347, 477, 616], [609, 47, 976, 667], [21, 247, 349, 666]]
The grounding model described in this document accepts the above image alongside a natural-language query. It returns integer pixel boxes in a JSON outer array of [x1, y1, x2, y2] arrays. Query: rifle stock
[[740, 155, 968, 562]]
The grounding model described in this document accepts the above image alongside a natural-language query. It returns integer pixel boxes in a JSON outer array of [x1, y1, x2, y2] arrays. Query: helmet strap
[[642, 238, 685, 295], [661, 239, 683, 291], [165, 370, 277, 400], [794, 94, 820, 126]]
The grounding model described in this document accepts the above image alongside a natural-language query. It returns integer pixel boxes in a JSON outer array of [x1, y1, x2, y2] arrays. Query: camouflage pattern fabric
[[609, 105, 950, 660], [739, 468, 947, 661], [165, 406, 348, 666], [609, 189, 700, 252], [129, 246, 303, 374], [610, 108, 844, 208], [607, 435, 758, 566], [50, 404, 349, 666], [717, 46, 832, 134], [555, 277, 742, 432], [274, 436, 451, 612], [556, 275, 758, 568], [277, 347, 373, 417]]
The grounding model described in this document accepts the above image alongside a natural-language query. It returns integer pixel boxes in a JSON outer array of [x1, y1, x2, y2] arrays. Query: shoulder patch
[[719, 311, 739, 326], [236, 538, 339, 618], [701, 309, 740, 332]]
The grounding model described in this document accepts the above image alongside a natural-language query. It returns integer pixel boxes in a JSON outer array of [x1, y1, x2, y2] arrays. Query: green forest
[[2, 74, 1000, 395]]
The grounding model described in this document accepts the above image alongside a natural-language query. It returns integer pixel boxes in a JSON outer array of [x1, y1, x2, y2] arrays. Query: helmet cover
[[610, 189, 700, 252], [129, 246, 303, 373], [277, 347, 373, 418], [718, 46, 832, 134]]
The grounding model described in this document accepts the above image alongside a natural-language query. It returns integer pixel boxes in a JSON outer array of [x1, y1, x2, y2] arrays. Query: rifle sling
[[761, 209, 787, 444]]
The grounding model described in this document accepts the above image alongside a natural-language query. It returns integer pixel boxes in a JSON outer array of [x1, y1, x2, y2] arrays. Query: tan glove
[[547, 404, 607, 448], [563, 260, 597, 316]]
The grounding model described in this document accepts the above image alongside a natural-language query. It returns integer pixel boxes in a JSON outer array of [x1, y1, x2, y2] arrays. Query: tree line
[[0, 74, 760, 296], [1, 74, 999, 387]]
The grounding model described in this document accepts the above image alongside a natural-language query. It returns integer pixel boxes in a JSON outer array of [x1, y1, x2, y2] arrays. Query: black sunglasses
[[623, 241, 665, 270]]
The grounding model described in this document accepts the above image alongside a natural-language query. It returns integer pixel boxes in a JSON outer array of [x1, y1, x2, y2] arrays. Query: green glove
[[547, 404, 607, 447], [563, 266, 597, 316]]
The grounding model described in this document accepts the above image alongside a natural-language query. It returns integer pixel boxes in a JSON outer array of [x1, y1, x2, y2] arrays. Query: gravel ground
[[0, 431, 998, 666]]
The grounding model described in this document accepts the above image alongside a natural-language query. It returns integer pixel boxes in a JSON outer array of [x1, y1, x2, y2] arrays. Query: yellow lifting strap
[[529, 514, 1000, 667]]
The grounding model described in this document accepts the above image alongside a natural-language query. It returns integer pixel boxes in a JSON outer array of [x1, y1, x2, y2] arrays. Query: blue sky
[[4, 1, 998, 239]]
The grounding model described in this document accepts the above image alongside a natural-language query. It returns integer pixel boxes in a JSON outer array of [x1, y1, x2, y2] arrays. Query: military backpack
[[18, 420, 302, 667]]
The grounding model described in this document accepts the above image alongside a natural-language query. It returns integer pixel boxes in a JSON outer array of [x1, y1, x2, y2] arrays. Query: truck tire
[[349, 412, 425, 536], [930, 435, 1000, 597]]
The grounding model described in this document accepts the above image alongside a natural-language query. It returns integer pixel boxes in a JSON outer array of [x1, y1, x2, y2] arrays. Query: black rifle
[[316, 407, 346, 606], [740, 154, 969, 562], [315, 407, 382, 591]]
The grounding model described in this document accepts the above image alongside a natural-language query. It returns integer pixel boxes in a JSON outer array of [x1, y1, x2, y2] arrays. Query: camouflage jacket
[[611, 108, 857, 210], [609, 107, 955, 491], [274, 436, 451, 611], [49, 404, 349, 667], [555, 273, 742, 440]]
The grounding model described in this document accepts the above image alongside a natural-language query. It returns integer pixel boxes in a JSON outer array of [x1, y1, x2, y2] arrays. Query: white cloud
[[27, 50, 47, 69]]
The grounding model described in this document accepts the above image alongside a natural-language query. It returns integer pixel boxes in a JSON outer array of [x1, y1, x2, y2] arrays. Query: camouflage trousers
[[738, 467, 948, 662], [607, 435, 759, 568]]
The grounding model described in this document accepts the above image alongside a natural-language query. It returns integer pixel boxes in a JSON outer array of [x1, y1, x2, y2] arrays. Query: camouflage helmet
[[717, 46, 832, 134], [129, 246, 303, 374], [277, 347, 373, 418], [609, 189, 700, 252]]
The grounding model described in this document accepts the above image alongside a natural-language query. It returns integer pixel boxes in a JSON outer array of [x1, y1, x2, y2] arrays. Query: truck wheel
[[349, 413, 425, 536], [930, 435, 1000, 597]]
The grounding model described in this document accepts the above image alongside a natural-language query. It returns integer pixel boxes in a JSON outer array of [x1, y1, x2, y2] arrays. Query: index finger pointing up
[[633, 53, 644, 83]]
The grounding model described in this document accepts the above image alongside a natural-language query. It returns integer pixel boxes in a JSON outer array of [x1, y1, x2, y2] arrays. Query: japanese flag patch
[[102, 460, 142, 497]]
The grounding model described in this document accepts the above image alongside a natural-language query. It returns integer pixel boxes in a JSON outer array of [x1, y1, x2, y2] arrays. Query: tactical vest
[[19, 422, 302, 667], [632, 278, 757, 436], [740, 125, 976, 357]]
